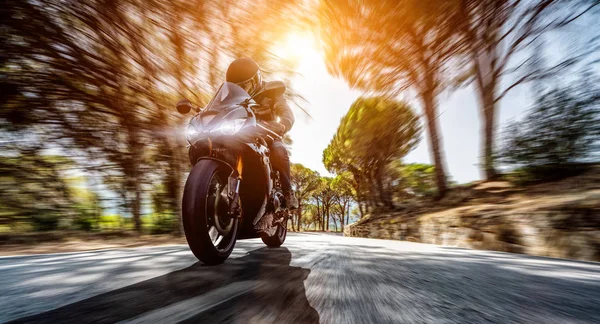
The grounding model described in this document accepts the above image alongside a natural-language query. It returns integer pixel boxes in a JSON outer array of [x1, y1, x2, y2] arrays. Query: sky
[[280, 34, 533, 184]]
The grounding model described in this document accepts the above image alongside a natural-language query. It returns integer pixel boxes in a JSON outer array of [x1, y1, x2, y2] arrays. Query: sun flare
[[273, 32, 322, 68]]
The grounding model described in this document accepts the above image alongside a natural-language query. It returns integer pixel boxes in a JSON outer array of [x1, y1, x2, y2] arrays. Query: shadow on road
[[11, 247, 319, 324]]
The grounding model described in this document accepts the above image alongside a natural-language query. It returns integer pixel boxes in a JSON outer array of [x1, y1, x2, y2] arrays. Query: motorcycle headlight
[[217, 119, 246, 135], [186, 123, 201, 142]]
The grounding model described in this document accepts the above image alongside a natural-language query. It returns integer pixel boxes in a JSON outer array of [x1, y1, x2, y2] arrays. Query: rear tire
[[182, 160, 239, 265], [261, 215, 287, 247]]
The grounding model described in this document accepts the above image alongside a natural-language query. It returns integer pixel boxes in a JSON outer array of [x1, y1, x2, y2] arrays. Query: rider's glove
[[253, 98, 273, 117], [253, 105, 272, 116]]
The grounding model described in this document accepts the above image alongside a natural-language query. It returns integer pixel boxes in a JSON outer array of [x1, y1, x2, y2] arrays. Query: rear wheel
[[261, 213, 287, 247], [182, 160, 239, 265]]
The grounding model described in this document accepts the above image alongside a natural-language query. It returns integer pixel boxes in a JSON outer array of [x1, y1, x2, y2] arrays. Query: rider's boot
[[284, 192, 299, 210]]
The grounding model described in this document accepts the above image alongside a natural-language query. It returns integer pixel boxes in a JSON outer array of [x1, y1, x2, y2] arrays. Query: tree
[[317, 0, 462, 197], [324, 97, 421, 210], [331, 172, 355, 232], [291, 163, 321, 231], [300, 203, 321, 231], [398, 163, 437, 197], [311, 177, 336, 231], [69, 176, 104, 231], [457, 0, 600, 179], [0, 150, 74, 231], [1, 0, 305, 234], [499, 75, 600, 172]]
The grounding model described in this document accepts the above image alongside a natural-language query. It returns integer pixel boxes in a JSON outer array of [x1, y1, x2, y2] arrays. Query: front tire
[[182, 160, 239, 265]]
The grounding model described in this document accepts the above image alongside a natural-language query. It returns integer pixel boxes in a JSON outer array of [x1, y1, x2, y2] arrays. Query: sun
[[273, 32, 322, 67]]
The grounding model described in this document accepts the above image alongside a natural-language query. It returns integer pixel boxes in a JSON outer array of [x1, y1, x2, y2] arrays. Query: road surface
[[1, 233, 599, 323]]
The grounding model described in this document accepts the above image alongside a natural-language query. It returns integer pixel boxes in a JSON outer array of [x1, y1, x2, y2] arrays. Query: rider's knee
[[270, 141, 289, 160]]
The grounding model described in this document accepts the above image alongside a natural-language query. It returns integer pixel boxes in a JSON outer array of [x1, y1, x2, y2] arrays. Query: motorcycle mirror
[[176, 99, 193, 114], [255, 80, 286, 99]]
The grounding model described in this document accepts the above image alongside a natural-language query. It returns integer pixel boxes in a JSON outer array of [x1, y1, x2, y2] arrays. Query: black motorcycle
[[176, 81, 290, 265]]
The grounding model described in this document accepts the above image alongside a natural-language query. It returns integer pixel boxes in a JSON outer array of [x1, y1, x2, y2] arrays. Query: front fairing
[[187, 82, 258, 145]]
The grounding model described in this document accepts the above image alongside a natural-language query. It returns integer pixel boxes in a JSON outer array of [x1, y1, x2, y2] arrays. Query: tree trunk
[[421, 89, 448, 198], [296, 205, 304, 232], [375, 165, 392, 209], [125, 121, 143, 234], [165, 147, 183, 236], [325, 206, 329, 231], [477, 81, 499, 180], [346, 204, 350, 225], [352, 172, 366, 217], [132, 178, 142, 233], [369, 168, 383, 207], [321, 203, 325, 231], [289, 211, 295, 231], [374, 166, 384, 206], [340, 202, 346, 233], [358, 200, 365, 218], [316, 198, 322, 231]]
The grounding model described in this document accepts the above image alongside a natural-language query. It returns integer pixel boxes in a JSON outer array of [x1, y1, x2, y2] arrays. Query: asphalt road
[[1, 233, 600, 324]]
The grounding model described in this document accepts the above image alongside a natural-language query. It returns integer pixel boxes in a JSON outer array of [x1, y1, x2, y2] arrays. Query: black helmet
[[226, 57, 262, 95]]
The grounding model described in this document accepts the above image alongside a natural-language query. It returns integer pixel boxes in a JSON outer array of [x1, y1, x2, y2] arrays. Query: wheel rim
[[206, 174, 237, 253]]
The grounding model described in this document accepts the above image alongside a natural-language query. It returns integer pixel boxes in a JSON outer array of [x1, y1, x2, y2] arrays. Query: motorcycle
[[176, 81, 290, 265]]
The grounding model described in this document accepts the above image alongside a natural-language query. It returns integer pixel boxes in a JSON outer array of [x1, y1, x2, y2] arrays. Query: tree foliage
[[0, 151, 74, 231], [1, 0, 303, 233], [316, 0, 599, 185], [324, 96, 421, 211], [290, 164, 361, 232], [457, 0, 600, 179], [290, 163, 321, 231], [397, 163, 437, 197], [331, 172, 355, 232], [317, 0, 463, 196], [499, 75, 600, 173]]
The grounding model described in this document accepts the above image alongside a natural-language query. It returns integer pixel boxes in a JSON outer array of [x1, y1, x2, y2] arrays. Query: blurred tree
[[291, 163, 321, 231], [399, 163, 437, 197], [1, 0, 305, 234], [324, 97, 421, 210], [69, 177, 103, 231], [456, 0, 600, 179], [311, 177, 336, 231], [499, 74, 600, 177], [301, 204, 320, 230], [317, 0, 461, 197], [323, 133, 368, 216], [331, 172, 355, 232], [0, 150, 74, 231]]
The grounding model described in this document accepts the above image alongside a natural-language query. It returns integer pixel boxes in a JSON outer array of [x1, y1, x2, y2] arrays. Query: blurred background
[[1, 0, 599, 257]]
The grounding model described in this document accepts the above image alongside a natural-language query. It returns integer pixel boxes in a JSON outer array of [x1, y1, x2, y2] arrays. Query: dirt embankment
[[0, 231, 186, 256], [345, 167, 600, 261]]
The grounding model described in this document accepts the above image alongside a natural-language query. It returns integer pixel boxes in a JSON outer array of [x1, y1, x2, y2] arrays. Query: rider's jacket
[[253, 81, 295, 135]]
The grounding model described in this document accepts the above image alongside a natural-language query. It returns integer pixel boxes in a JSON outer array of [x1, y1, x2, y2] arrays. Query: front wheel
[[182, 160, 239, 265], [261, 213, 287, 247]]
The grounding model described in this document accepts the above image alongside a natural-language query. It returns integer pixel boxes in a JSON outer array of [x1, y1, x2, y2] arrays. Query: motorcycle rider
[[225, 57, 298, 209]]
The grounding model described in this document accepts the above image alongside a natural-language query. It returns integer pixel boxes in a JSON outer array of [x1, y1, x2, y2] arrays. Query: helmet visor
[[236, 70, 262, 95]]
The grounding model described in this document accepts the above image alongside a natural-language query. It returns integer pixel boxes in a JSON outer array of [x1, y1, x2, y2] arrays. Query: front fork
[[227, 155, 243, 218], [227, 176, 241, 217]]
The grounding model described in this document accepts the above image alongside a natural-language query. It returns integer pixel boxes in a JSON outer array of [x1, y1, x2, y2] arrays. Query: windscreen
[[204, 82, 250, 113]]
